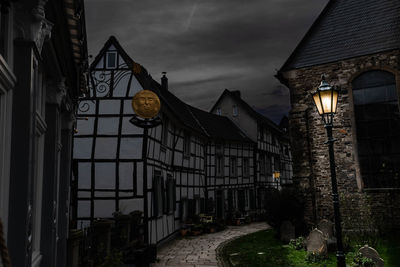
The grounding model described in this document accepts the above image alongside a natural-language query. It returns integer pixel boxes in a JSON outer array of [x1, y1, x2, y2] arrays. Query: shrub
[[352, 252, 376, 267], [305, 251, 326, 263], [264, 187, 305, 232], [289, 236, 305, 250]]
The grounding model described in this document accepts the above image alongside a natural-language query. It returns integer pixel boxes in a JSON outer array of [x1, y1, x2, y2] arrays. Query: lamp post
[[311, 76, 345, 267]]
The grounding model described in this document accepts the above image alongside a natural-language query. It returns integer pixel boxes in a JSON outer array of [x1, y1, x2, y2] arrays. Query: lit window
[[233, 105, 238, 116]]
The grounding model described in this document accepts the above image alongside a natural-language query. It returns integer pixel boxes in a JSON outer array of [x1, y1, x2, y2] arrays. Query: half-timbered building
[[210, 90, 293, 208], [73, 36, 292, 246]]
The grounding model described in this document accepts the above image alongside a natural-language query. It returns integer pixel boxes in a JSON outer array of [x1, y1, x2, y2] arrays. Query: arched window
[[352, 70, 400, 188]]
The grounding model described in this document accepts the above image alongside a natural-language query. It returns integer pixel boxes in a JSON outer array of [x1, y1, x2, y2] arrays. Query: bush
[[352, 252, 376, 267], [289, 236, 305, 250], [264, 187, 305, 233], [305, 251, 326, 263]]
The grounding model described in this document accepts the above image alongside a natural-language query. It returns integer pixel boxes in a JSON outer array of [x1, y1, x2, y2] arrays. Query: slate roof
[[280, 0, 400, 71], [189, 106, 254, 143]]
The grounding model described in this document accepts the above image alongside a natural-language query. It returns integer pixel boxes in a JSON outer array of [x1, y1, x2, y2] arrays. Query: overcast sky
[[85, 0, 328, 123]]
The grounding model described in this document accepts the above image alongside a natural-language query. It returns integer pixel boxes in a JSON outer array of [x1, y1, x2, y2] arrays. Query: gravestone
[[280, 220, 295, 243], [359, 245, 385, 267], [318, 219, 334, 239], [306, 228, 327, 256]]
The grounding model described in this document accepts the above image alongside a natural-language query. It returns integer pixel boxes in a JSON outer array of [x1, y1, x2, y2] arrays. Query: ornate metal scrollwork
[[78, 100, 95, 113]]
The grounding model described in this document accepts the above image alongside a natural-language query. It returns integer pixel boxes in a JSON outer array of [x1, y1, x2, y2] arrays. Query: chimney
[[232, 90, 241, 98], [161, 72, 168, 91]]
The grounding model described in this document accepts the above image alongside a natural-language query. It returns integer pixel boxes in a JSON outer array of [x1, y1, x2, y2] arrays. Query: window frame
[[106, 51, 118, 69], [351, 69, 400, 189], [232, 105, 238, 117], [229, 156, 238, 177]]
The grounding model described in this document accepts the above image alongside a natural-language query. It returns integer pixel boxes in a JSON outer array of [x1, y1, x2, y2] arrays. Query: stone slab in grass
[[306, 228, 327, 256], [359, 245, 384, 267]]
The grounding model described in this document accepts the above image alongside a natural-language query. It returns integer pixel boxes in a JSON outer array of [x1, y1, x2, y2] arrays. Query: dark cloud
[[85, 0, 328, 119]]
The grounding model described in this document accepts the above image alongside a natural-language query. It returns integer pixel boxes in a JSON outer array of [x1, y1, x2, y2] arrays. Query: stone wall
[[279, 49, 400, 230]]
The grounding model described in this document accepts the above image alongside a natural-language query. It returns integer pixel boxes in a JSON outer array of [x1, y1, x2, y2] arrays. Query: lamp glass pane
[[320, 90, 334, 113], [332, 90, 338, 113], [313, 92, 324, 115]]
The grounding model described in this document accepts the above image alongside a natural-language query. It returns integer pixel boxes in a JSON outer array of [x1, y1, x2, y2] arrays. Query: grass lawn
[[220, 229, 400, 267]]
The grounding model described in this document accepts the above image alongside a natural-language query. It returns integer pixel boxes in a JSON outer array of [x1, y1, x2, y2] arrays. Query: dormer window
[[106, 51, 117, 68], [232, 105, 238, 117], [216, 107, 221, 115]]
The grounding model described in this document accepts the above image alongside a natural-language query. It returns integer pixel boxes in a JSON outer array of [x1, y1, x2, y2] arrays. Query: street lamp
[[311, 75, 345, 267]]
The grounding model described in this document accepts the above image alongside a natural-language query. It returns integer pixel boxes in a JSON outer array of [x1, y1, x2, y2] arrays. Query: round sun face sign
[[132, 90, 161, 119]]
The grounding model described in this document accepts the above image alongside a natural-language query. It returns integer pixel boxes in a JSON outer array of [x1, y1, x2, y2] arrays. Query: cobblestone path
[[151, 222, 270, 267]]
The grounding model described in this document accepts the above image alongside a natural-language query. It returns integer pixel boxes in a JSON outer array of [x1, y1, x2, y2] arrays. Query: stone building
[[276, 0, 400, 230], [0, 0, 88, 266]]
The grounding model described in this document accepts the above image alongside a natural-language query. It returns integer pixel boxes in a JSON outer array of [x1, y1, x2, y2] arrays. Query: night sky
[[85, 0, 329, 123]]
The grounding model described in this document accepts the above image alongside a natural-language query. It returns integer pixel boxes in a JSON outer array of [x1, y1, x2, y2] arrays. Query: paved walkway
[[151, 222, 270, 267]]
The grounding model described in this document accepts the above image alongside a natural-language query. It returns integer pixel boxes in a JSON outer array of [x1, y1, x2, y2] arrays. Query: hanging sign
[[131, 90, 161, 119]]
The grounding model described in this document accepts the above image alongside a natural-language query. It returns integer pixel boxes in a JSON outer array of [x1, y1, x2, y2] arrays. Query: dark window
[[162, 118, 169, 147], [249, 189, 255, 209], [227, 189, 234, 211], [233, 105, 238, 116], [274, 156, 281, 173], [166, 176, 176, 213], [352, 70, 400, 188], [265, 156, 272, 176], [153, 172, 164, 217], [183, 131, 191, 156], [259, 154, 266, 175], [216, 155, 224, 177], [238, 190, 245, 213], [180, 198, 188, 222], [230, 157, 237, 177], [243, 158, 250, 177], [106, 51, 117, 68], [0, 11, 9, 59]]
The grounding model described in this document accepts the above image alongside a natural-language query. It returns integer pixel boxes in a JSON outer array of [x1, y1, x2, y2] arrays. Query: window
[[352, 70, 400, 188], [216, 155, 224, 177], [249, 189, 255, 209], [153, 171, 164, 217], [162, 118, 168, 147], [216, 107, 221, 115], [230, 157, 237, 177], [232, 105, 238, 116], [274, 156, 281, 173], [166, 176, 176, 213], [265, 156, 272, 175], [183, 131, 191, 156], [106, 51, 117, 68], [243, 158, 250, 177], [238, 190, 245, 212], [259, 154, 266, 175], [180, 198, 188, 222], [0, 9, 10, 60]]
